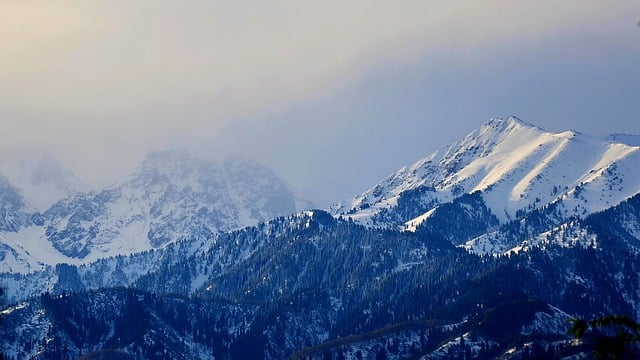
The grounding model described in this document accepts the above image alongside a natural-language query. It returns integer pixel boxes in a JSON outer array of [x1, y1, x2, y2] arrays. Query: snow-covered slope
[[0, 176, 34, 236], [334, 117, 640, 231], [0, 150, 307, 273]]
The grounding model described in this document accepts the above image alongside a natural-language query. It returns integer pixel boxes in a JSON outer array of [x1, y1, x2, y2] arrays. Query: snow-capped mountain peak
[[336, 117, 640, 230], [132, 150, 215, 189]]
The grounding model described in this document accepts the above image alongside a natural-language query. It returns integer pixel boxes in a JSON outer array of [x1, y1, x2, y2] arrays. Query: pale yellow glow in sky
[[1, 0, 630, 122]]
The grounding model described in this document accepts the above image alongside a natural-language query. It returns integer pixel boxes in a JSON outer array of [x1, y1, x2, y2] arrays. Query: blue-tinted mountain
[[2, 118, 640, 359], [335, 117, 640, 255]]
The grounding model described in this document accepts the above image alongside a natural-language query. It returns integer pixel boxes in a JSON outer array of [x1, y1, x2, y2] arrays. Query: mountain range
[[0, 150, 309, 273], [1, 117, 640, 359]]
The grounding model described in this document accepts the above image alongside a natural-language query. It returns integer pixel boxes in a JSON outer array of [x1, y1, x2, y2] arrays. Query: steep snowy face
[[127, 150, 238, 248], [337, 117, 640, 227], [332, 117, 548, 222], [133, 151, 299, 227], [0, 176, 31, 232], [222, 158, 297, 224], [0, 151, 85, 212], [42, 151, 301, 257], [0, 150, 304, 272]]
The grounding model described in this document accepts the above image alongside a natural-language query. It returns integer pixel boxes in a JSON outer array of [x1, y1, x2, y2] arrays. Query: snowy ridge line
[[334, 117, 640, 233]]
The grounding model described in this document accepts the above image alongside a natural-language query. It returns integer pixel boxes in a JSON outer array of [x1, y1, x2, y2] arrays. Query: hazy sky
[[1, 1, 639, 206]]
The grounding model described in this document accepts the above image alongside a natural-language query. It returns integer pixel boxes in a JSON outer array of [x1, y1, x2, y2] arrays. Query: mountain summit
[[334, 117, 640, 245]]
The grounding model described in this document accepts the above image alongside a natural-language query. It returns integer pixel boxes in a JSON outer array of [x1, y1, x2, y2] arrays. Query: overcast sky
[[1, 1, 639, 206]]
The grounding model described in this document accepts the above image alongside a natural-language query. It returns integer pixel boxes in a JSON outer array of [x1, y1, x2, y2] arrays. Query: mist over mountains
[[0, 150, 310, 273], [2, 117, 640, 359]]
